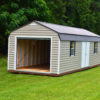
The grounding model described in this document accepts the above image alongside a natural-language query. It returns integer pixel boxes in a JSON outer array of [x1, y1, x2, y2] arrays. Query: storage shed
[[8, 21, 100, 76]]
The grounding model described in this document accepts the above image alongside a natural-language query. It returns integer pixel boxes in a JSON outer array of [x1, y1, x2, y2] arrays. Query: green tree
[[90, 0, 100, 35], [44, 0, 67, 25], [65, 0, 96, 32], [0, 0, 100, 55], [0, 0, 51, 54]]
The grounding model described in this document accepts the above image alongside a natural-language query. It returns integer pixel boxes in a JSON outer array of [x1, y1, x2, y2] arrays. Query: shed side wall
[[60, 41, 82, 74], [8, 22, 59, 74], [90, 42, 100, 66]]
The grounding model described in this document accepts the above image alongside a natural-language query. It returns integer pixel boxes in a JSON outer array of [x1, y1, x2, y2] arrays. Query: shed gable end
[[8, 22, 60, 74], [11, 22, 57, 34]]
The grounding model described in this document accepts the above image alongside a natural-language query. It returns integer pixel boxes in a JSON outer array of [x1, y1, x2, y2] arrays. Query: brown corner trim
[[8, 64, 100, 77]]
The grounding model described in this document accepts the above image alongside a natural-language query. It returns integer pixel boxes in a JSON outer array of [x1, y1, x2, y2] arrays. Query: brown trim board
[[8, 64, 100, 77]]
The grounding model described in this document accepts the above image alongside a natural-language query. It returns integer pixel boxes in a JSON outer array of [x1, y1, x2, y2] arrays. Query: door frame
[[14, 35, 52, 74]]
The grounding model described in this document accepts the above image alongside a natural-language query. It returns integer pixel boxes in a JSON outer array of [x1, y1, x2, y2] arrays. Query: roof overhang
[[59, 33, 100, 42]]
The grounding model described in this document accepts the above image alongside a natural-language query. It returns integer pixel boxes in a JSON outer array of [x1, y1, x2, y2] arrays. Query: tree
[[44, 0, 67, 25], [0, 0, 52, 54], [65, 0, 96, 32], [90, 0, 100, 35], [0, 0, 100, 55]]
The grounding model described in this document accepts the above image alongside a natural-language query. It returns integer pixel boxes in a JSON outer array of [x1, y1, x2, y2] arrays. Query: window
[[70, 41, 76, 56], [94, 42, 98, 54]]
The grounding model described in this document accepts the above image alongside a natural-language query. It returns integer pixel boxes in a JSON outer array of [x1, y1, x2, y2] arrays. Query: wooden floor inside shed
[[17, 66, 50, 72]]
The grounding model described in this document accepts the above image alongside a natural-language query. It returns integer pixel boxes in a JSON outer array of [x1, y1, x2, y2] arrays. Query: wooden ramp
[[17, 66, 50, 72]]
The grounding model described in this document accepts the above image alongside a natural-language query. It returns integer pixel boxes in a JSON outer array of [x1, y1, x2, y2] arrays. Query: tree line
[[0, 0, 100, 54]]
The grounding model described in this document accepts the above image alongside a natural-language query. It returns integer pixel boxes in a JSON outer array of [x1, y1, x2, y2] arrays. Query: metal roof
[[35, 21, 100, 41], [36, 21, 99, 37]]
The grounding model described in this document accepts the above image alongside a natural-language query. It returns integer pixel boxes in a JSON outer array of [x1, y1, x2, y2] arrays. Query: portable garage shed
[[8, 21, 100, 76]]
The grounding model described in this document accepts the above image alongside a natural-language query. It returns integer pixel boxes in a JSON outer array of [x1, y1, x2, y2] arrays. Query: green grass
[[0, 57, 100, 100]]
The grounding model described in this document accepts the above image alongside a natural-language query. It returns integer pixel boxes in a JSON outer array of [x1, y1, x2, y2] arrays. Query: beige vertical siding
[[8, 22, 59, 74], [60, 41, 82, 74], [89, 42, 100, 66]]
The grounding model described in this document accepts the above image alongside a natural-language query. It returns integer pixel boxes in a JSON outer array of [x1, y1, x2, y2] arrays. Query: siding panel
[[60, 41, 81, 73], [90, 42, 100, 66]]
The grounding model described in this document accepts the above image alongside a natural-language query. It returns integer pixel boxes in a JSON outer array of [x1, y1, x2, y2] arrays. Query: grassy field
[[0, 57, 100, 100]]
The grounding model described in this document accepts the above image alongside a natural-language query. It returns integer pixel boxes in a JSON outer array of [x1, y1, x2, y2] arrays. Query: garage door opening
[[16, 38, 51, 72]]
